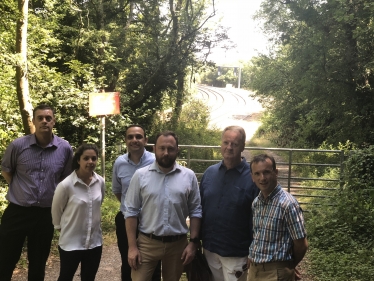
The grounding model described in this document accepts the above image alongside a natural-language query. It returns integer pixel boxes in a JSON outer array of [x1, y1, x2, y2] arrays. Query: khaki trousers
[[247, 261, 295, 281], [132, 233, 188, 281]]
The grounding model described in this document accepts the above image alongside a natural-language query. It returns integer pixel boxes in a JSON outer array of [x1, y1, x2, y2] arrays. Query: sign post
[[89, 92, 120, 180]]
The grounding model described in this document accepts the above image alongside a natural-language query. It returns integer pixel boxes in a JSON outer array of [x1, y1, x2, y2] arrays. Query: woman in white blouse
[[52, 144, 105, 281]]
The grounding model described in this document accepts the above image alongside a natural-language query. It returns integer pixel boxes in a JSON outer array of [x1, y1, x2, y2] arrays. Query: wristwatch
[[189, 237, 200, 244]]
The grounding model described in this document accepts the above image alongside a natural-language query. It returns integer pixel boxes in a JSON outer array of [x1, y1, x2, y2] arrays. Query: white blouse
[[52, 171, 105, 251]]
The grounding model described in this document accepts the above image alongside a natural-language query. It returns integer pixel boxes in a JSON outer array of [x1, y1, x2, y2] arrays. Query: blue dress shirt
[[200, 158, 259, 257], [112, 149, 155, 213], [124, 161, 202, 236]]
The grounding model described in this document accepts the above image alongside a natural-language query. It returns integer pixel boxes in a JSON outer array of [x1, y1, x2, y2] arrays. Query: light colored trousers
[[203, 248, 248, 281], [131, 233, 188, 281]]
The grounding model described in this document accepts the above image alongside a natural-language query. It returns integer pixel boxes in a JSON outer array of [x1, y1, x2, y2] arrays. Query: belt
[[140, 232, 186, 243], [250, 261, 293, 271]]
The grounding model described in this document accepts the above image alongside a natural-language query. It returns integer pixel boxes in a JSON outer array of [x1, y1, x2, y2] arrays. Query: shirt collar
[[72, 170, 99, 186], [30, 133, 58, 148], [219, 157, 247, 173], [258, 184, 282, 202], [148, 161, 181, 174], [126, 149, 147, 164]]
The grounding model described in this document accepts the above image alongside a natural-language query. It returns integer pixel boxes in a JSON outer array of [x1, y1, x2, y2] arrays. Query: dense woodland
[[1, 1, 374, 280], [201, 0, 374, 149], [0, 0, 228, 154], [242, 0, 374, 148]]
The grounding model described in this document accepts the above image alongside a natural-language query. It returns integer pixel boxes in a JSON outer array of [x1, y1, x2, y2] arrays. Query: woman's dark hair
[[72, 144, 99, 170]]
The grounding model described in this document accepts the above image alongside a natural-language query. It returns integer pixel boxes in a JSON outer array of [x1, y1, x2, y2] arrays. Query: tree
[[16, 0, 34, 135], [0, 0, 230, 151], [243, 0, 374, 147]]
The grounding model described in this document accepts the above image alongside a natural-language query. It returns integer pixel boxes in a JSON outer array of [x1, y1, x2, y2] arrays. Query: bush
[[307, 145, 374, 281]]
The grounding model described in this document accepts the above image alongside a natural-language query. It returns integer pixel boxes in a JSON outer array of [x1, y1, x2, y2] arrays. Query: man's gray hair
[[222, 126, 246, 145]]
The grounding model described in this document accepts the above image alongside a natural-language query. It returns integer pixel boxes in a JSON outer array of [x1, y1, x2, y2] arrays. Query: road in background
[[196, 85, 264, 141]]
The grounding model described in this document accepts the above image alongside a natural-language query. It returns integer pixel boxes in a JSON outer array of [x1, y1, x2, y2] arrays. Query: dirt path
[[11, 153, 314, 281], [12, 241, 122, 281]]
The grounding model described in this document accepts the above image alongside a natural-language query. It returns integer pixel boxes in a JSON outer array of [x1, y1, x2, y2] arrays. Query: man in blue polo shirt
[[112, 125, 160, 281], [200, 125, 259, 281]]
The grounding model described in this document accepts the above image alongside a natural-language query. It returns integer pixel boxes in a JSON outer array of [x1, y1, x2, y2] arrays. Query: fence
[[175, 145, 345, 210]]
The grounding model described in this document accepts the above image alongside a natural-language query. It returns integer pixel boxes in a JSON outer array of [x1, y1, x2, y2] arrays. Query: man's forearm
[[125, 217, 138, 248], [293, 237, 308, 267], [1, 170, 12, 185], [114, 193, 121, 202], [189, 217, 201, 239]]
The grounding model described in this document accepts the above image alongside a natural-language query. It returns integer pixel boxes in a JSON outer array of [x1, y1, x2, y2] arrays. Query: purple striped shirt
[[1, 134, 73, 207], [248, 184, 307, 263]]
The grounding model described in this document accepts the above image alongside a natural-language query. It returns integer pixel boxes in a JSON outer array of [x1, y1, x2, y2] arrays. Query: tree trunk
[[16, 0, 34, 135], [171, 70, 185, 129]]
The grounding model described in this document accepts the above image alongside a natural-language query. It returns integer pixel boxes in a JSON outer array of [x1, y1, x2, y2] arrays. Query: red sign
[[89, 92, 120, 116]]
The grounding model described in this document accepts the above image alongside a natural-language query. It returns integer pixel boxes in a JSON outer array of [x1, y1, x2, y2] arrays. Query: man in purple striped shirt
[[248, 154, 308, 281], [0, 104, 73, 281]]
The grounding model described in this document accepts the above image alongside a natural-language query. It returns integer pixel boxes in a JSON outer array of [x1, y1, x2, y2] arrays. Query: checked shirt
[[248, 184, 307, 263]]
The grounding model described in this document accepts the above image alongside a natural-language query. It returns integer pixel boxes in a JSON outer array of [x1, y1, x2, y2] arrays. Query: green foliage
[[0, 0, 229, 144], [101, 183, 120, 234], [243, 0, 374, 148], [344, 145, 374, 191], [306, 146, 374, 280], [0, 187, 7, 216], [151, 98, 222, 174], [307, 248, 374, 281], [0, 0, 230, 209], [200, 66, 240, 87]]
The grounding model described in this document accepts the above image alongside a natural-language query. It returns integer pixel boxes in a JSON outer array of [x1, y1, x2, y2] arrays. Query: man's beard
[[156, 155, 176, 169]]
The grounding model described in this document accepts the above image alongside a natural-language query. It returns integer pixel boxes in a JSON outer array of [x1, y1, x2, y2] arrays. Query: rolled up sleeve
[[188, 175, 202, 218], [124, 171, 141, 219]]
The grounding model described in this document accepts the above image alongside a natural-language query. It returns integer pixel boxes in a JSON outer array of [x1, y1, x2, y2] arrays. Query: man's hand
[[295, 268, 302, 280], [247, 258, 252, 270], [128, 246, 142, 270], [181, 242, 197, 265]]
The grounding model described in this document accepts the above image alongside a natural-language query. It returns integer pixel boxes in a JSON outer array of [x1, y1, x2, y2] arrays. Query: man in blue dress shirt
[[0, 104, 73, 281], [112, 125, 160, 281], [200, 125, 259, 281], [125, 131, 202, 281]]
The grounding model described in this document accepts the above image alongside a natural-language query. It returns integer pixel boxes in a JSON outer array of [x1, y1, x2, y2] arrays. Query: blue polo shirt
[[200, 158, 259, 257]]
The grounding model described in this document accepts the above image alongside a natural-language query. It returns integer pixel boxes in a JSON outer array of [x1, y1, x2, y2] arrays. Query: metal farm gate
[[176, 145, 345, 211]]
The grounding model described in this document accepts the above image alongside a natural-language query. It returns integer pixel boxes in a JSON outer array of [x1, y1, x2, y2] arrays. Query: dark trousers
[[57, 245, 102, 281], [0, 203, 54, 281], [115, 211, 161, 281]]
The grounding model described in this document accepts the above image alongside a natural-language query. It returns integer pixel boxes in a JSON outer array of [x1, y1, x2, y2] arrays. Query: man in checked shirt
[[248, 154, 308, 281]]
